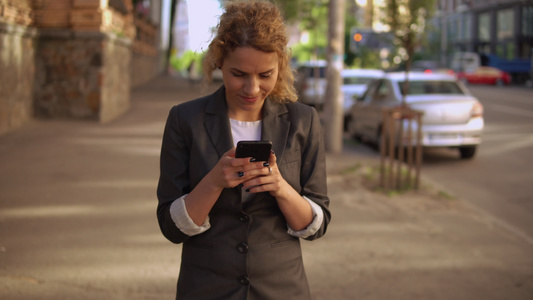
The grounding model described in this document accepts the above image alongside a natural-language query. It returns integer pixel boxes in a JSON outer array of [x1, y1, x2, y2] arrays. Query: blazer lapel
[[204, 86, 234, 158], [261, 98, 289, 163], [203, 89, 290, 163]]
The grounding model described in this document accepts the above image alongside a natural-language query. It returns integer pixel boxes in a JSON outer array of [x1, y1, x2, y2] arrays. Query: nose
[[243, 76, 260, 96]]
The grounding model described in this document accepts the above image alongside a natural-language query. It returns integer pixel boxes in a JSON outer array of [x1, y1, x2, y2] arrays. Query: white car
[[294, 60, 327, 109], [341, 69, 385, 128], [347, 72, 484, 159]]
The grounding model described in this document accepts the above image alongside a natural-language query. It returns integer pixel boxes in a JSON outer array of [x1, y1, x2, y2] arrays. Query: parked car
[[412, 60, 456, 76], [456, 66, 511, 86], [346, 72, 484, 159], [294, 60, 327, 109], [341, 69, 385, 129]]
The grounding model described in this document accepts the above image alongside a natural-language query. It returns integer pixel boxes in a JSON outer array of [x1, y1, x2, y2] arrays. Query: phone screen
[[236, 141, 272, 162]]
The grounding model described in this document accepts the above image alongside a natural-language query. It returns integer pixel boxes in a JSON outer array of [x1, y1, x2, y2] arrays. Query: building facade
[[0, 0, 163, 135], [436, 0, 533, 81]]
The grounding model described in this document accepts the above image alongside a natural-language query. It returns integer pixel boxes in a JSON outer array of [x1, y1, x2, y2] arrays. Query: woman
[[157, 2, 331, 299]]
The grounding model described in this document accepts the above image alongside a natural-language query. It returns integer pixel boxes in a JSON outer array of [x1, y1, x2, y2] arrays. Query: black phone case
[[236, 141, 272, 162]]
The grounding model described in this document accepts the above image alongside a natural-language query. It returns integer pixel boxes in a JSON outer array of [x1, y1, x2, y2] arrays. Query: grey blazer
[[157, 86, 331, 300]]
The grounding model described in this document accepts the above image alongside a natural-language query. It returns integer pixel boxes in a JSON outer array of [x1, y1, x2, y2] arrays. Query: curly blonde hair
[[202, 1, 297, 103]]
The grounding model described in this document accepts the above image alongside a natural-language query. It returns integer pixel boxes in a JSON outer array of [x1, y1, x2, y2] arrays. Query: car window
[[299, 66, 326, 79], [343, 76, 375, 85], [398, 80, 464, 95], [360, 80, 380, 103], [376, 80, 390, 98]]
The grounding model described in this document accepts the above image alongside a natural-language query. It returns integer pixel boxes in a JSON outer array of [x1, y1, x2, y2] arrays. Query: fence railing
[[379, 106, 424, 192]]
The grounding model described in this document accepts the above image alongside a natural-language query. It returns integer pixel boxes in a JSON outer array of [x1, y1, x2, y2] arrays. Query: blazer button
[[239, 275, 250, 285], [239, 214, 249, 223], [237, 242, 249, 253]]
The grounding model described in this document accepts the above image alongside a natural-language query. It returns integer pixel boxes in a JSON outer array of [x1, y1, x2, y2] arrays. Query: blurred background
[[1, 0, 532, 136]]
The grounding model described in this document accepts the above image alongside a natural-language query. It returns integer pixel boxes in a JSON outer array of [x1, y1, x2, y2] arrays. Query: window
[[399, 81, 464, 96], [361, 80, 379, 103], [458, 13, 472, 40], [497, 9, 514, 40], [343, 77, 375, 85], [523, 6, 533, 37], [478, 12, 491, 42], [377, 81, 390, 98]]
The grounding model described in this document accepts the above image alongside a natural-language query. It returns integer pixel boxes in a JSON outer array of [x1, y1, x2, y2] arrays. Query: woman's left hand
[[241, 151, 286, 198]]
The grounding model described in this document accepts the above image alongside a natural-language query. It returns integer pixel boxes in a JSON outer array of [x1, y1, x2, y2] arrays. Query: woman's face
[[221, 47, 279, 121]]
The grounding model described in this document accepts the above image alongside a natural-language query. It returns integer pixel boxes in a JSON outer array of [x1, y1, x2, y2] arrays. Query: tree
[[382, 0, 436, 76], [324, 0, 346, 153], [166, 0, 179, 74]]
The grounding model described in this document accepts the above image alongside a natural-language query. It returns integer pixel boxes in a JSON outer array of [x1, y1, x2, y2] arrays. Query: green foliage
[[352, 47, 382, 69], [340, 163, 362, 175], [278, 0, 329, 63], [169, 50, 205, 74], [381, 0, 436, 70], [344, 0, 360, 67]]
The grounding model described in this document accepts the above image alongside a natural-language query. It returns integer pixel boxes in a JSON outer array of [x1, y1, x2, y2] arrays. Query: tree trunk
[[165, 0, 179, 74], [324, 0, 345, 153]]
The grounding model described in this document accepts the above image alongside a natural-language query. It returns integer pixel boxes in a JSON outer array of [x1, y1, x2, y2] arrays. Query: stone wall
[[130, 15, 160, 87], [34, 30, 131, 122], [0, 23, 37, 135], [101, 34, 131, 123], [0, 0, 162, 135]]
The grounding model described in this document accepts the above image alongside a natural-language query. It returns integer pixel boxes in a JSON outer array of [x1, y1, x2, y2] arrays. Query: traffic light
[[349, 28, 394, 54]]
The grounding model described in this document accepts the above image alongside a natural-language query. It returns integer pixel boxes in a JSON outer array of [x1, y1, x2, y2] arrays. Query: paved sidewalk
[[1, 75, 532, 299]]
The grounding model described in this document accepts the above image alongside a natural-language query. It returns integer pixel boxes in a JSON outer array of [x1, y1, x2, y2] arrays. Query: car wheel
[[459, 146, 476, 159], [343, 115, 350, 132], [347, 116, 362, 141]]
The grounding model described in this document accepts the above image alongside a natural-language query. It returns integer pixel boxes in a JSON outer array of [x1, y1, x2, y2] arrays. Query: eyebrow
[[230, 68, 275, 74]]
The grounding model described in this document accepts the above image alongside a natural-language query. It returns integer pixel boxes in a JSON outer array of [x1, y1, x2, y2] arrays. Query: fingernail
[[271, 149, 275, 154], [263, 162, 269, 167], [238, 171, 244, 177], [238, 183, 244, 188], [249, 158, 256, 162], [245, 189, 250, 193]]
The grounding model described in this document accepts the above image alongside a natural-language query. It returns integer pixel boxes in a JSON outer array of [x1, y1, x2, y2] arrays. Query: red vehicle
[[456, 66, 512, 86]]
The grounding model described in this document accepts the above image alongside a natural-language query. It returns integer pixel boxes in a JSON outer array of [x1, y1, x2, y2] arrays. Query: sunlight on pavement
[[0, 200, 155, 219], [481, 134, 533, 156]]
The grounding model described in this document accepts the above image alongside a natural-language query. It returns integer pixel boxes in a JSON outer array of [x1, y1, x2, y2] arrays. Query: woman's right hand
[[208, 148, 269, 189]]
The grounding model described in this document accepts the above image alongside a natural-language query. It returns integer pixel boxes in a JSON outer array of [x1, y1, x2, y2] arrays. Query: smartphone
[[235, 140, 272, 162]]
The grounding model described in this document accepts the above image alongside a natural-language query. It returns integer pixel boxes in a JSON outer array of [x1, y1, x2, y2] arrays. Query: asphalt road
[[418, 85, 533, 245]]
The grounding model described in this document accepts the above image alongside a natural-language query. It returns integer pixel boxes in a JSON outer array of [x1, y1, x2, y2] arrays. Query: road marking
[[482, 134, 533, 156], [486, 103, 533, 118]]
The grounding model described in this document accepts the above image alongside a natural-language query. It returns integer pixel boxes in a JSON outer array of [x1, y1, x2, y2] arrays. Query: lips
[[240, 95, 261, 103]]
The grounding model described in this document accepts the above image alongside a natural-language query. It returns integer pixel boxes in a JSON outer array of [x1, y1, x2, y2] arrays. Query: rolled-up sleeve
[[169, 194, 211, 236], [287, 196, 324, 238]]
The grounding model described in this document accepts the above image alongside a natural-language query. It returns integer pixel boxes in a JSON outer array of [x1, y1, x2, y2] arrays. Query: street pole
[[440, 0, 447, 67], [324, 0, 345, 154]]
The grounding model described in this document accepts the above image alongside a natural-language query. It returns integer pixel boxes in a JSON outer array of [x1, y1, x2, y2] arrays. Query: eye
[[260, 73, 272, 78], [231, 72, 244, 77]]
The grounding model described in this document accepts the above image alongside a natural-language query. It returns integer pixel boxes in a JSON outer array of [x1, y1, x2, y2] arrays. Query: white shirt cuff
[[169, 194, 211, 236], [287, 196, 324, 239]]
